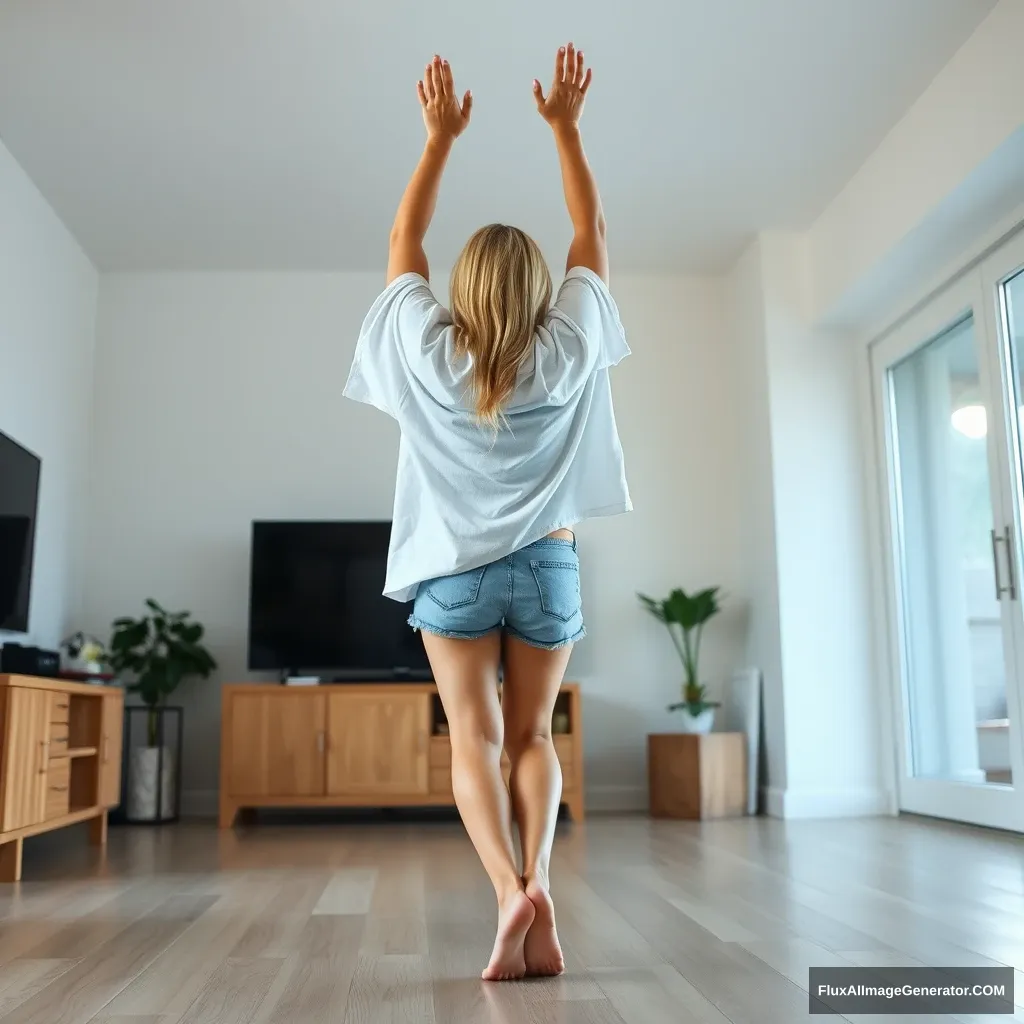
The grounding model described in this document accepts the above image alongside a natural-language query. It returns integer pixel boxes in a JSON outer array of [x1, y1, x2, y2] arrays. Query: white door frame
[[869, 237, 1024, 832]]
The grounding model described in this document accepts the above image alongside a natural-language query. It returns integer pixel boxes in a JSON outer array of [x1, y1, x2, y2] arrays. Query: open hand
[[534, 43, 591, 128], [418, 55, 472, 141]]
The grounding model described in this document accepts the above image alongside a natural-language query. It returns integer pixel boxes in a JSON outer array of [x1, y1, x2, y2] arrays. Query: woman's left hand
[[418, 55, 472, 141]]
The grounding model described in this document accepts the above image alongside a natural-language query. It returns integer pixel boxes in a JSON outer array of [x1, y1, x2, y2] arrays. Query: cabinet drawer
[[429, 765, 452, 796], [430, 738, 574, 788], [429, 737, 451, 768], [48, 725, 69, 757], [50, 697, 71, 725], [45, 760, 71, 819]]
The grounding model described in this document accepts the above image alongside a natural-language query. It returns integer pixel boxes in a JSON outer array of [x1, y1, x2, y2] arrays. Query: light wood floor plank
[[90, 1016, 165, 1024], [313, 868, 378, 916], [592, 964, 734, 1024], [103, 883, 279, 1017], [229, 876, 328, 958], [255, 914, 364, 1024], [342, 954, 434, 1024], [0, 959, 80, 1017], [173, 958, 282, 1024], [0, 895, 215, 1024]]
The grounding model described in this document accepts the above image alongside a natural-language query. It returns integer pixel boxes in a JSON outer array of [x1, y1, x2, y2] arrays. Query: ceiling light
[[951, 404, 987, 439]]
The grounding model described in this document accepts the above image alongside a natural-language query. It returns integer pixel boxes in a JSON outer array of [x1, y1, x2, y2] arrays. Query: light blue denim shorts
[[408, 537, 585, 650]]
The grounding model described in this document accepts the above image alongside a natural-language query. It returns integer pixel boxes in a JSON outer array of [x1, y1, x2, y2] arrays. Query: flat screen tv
[[247, 520, 431, 680], [0, 430, 41, 634]]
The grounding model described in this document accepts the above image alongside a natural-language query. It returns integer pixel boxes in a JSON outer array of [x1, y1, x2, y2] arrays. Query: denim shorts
[[408, 536, 585, 650]]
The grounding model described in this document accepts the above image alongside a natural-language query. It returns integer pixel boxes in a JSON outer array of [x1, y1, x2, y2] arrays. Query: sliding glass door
[[873, 230, 1024, 831]]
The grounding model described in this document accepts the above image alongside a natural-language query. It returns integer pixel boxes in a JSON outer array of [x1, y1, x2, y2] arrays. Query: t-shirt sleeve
[[545, 266, 631, 373], [343, 273, 446, 418]]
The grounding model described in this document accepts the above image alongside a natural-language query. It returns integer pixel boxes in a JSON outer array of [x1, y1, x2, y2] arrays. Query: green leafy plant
[[108, 599, 216, 745], [638, 587, 722, 714]]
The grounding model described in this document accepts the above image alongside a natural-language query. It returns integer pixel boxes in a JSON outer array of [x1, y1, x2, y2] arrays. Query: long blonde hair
[[450, 224, 552, 426]]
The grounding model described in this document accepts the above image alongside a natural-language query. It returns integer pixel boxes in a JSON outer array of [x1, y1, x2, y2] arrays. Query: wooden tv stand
[[219, 681, 584, 826], [0, 675, 124, 882]]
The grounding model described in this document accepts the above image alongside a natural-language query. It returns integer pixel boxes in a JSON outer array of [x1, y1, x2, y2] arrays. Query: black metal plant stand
[[113, 705, 184, 824]]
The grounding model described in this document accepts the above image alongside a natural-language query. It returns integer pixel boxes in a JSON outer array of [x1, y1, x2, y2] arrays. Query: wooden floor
[[0, 813, 1021, 1023]]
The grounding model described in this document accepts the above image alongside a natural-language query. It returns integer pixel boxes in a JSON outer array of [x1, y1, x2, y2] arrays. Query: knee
[[504, 723, 553, 759], [448, 712, 503, 753]]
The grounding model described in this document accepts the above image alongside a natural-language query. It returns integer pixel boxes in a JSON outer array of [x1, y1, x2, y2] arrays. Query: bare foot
[[481, 890, 535, 981], [524, 880, 565, 976]]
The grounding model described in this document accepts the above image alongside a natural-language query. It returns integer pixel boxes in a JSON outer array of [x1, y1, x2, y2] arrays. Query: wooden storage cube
[[69, 755, 99, 812], [68, 694, 102, 750], [648, 732, 747, 820]]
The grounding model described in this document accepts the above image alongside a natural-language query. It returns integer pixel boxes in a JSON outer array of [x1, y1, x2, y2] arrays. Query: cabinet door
[[100, 692, 124, 808], [226, 692, 326, 797], [0, 688, 51, 831], [327, 693, 430, 796]]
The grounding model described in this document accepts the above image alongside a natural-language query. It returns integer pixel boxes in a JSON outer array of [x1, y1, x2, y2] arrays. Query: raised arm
[[387, 55, 472, 285], [534, 43, 607, 282]]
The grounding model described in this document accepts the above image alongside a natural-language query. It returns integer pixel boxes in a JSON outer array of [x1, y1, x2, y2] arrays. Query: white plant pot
[[127, 746, 176, 821], [676, 708, 715, 734]]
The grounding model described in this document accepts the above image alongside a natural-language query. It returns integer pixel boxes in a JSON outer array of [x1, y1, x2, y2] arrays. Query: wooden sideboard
[[0, 674, 124, 881], [219, 682, 584, 827]]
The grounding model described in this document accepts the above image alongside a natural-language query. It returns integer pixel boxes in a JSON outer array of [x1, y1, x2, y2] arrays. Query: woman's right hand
[[534, 43, 592, 128]]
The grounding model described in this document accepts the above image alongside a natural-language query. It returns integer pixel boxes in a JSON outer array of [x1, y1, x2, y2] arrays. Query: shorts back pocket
[[424, 565, 487, 610], [530, 560, 581, 622]]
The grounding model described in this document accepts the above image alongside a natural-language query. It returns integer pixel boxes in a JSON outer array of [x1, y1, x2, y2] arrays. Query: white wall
[[85, 271, 744, 812], [725, 240, 787, 796], [724, 234, 887, 818], [810, 0, 1024, 326], [758, 234, 883, 816], [0, 139, 98, 648]]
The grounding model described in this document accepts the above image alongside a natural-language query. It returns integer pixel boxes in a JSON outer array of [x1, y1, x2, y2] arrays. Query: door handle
[[1005, 526, 1018, 600], [992, 529, 1008, 599]]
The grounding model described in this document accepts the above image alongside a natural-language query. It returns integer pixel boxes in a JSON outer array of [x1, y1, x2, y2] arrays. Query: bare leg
[[501, 636, 572, 976], [422, 631, 535, 981]]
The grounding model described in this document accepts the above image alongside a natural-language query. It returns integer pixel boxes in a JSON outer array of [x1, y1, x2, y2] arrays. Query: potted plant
[[638, 587, 722, 733], [108, 599, 216, 821], [60, 632, 108, 677]]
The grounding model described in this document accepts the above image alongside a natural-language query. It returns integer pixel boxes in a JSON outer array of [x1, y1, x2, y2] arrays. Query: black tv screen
[[0, 430, 41, 633], [247, 520, 431, 679]]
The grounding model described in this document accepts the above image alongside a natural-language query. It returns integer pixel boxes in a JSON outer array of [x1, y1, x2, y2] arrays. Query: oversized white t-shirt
[[343, 265, 632, 601]]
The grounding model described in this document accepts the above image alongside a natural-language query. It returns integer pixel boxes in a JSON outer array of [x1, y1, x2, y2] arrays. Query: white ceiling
[[0, 0, 995, 273]]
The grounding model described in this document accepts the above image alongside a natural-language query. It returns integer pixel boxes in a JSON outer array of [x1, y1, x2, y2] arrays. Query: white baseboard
[[764, 785, 893, 819], [181, 790, 219, 818], [182, 786, 648, 819], [584, 785, 648, 813]]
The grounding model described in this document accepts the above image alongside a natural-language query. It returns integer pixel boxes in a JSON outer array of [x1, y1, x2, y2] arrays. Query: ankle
[[495, 877, 525, 908], [522, 869, 549, 892]]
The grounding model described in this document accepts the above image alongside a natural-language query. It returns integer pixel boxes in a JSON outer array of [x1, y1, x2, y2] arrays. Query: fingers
[[574, 49, 585, 87], [565, 43, 575, 82], [417, 80, 427, 107], [461, 89, 473, 122], [554, 45, 566, 82], [439, 56, 453, 98], [532, 78, 545, 110], [580, 66, 593, 96], [423, 61, 436, 101]]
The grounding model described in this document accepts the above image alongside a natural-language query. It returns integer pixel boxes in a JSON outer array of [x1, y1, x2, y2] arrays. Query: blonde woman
[[344, 44, 630, 981]]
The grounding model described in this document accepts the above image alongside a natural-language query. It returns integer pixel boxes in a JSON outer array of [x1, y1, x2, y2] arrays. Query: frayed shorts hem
[[406, 617, 501, 642], [408, 617, 586, 651], [503, 624, 587, 651]]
